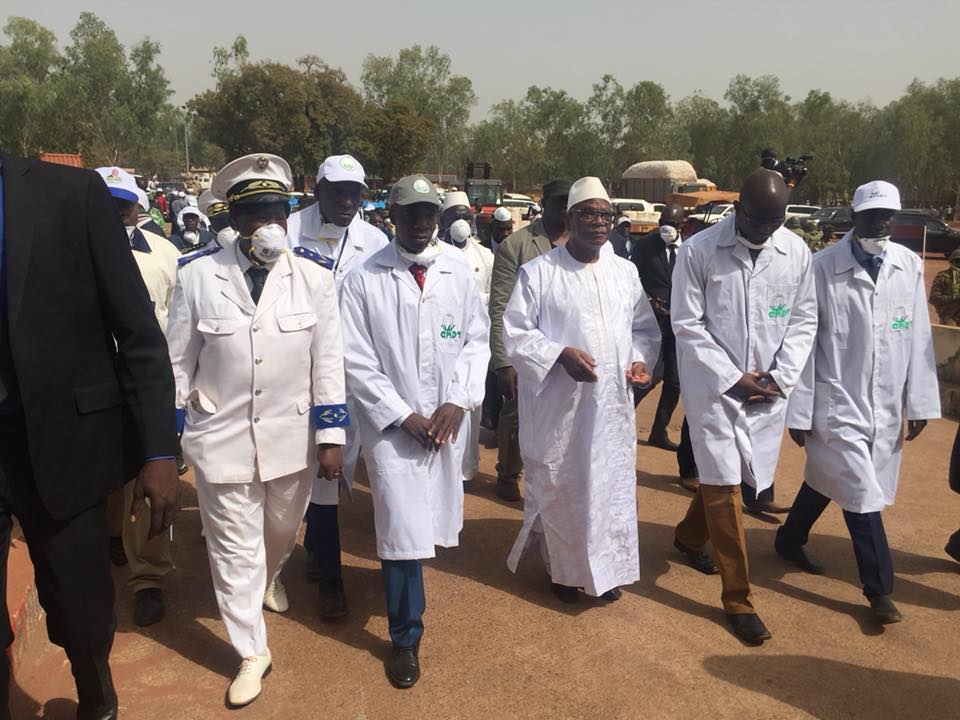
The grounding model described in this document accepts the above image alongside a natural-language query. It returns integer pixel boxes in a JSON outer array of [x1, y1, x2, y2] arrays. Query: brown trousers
[[496, 394, 523, 484], [107, 480, 174, 593], [676, 483, 755, 614]]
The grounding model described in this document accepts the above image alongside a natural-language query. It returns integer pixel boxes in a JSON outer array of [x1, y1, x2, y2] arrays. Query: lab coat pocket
[[278, 312, 318, 332], [765, 284, 798, 326], [437, 312, 464, 355], [887, 296, 914, 342]]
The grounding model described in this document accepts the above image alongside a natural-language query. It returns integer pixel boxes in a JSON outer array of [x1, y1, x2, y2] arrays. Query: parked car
[[689, 202, 734, 225], [807, 206, 854, 233], [892, 212, 960, 257], [785, 204, 820, 219]]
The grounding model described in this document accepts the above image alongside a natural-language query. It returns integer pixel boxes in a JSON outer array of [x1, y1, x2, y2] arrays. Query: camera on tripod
[[760, 149, 813, 188]]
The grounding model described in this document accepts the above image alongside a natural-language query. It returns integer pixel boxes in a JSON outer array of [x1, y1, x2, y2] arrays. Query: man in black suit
[[630, 203, 698, 491], [0, 154, 180, 720], [607, 216, 632, 258]]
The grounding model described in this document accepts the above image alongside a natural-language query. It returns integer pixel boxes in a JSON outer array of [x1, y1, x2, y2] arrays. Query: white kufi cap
[[492, 206, 513, 222], [852, 180, 901, 212], [442, 190, 471, 211], [566, 176, 611, 211]]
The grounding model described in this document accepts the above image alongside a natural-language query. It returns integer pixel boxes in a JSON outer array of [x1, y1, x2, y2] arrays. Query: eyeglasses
[[572, 209, 616, 224]]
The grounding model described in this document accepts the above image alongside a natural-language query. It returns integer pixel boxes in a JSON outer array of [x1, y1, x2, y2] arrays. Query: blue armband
[[311, 404, 350, 429]]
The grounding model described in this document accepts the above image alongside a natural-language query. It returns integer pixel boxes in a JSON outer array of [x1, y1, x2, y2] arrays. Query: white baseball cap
[[852, 180, 901, 212], [95, 166, 139, 204], [566, 177, 611, 211], [135, 187, 150, 213], [316, 154, 367, 187], [442, 190, 471, 211]]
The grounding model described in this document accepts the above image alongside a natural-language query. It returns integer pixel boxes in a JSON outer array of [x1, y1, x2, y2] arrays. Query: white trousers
[[197, 470, 312, 659], [462, 406, 481, 482]]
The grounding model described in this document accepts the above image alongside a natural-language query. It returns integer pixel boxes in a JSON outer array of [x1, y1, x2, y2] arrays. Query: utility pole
[[181, 105, 190, 177]]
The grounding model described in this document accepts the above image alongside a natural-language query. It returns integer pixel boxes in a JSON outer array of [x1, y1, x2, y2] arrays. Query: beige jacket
[[488, 218, 554, 370]]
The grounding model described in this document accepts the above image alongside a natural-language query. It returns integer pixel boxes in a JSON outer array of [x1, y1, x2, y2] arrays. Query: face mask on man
[[247, 223, 286, 265], [397, 232, 442, 266], [735, 231, 770, 251], [183, 230, 199, 245], [660, 225, 680, 245], [857, 235, 889, 256]]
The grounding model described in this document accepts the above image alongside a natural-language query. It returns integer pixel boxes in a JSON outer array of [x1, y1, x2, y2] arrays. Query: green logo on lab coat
[[440, 314, 462, 340], [892, 306, 912, 331], [768, 295, 791, 319]]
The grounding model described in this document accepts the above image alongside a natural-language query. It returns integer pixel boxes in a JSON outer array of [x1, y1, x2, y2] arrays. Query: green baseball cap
[[389, 174, 441, 207]]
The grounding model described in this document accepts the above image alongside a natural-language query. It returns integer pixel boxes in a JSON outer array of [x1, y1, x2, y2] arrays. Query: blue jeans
[[381, 559, 425, 648]]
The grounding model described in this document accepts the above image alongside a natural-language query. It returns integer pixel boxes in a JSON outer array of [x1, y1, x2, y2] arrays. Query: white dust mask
[[449, 219, 472, 248], [397, 238, 442, 266], [660, 225, 680, 245], [182, 230, 199, 245], [735, 231, 769, 250], [217, 226, 239, 246], [857, 235, 889, 256], [249, 223, 287, 264]]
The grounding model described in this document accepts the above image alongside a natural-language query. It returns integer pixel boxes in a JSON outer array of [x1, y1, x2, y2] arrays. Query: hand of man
[[130, 458, 181, 539], [401, 413, 435, 451], [626, 361, 651, 387], [727, 372, 781, 404], [905, 419, 928, 441], [497, 366, 519, 401], [316, 443, 343, 481], [788, 428, 811, 447], [428, 403, 466, 448], [558, 347, 598, 383]]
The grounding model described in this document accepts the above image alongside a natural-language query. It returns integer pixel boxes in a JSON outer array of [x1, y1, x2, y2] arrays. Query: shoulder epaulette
[[293, 245, 335, 270], [178, 244, 222, 267]]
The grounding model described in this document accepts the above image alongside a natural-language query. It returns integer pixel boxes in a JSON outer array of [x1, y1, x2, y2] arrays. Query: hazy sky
[[5, 0, 960, 118]]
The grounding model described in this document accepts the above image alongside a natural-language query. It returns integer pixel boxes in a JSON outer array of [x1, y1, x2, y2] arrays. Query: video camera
[[759, 150, 813, 188]]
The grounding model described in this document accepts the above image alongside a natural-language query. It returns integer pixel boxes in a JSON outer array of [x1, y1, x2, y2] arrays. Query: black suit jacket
[[630, 230, 675, 304], [1, 154, 178, 519]]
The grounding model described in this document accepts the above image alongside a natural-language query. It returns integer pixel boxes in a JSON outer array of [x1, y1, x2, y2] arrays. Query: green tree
[[361, 45, 476, 176], [0, 17, 58, 155]]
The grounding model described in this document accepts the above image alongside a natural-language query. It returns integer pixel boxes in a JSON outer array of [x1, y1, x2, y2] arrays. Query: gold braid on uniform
[[226, 179, 289, 203]]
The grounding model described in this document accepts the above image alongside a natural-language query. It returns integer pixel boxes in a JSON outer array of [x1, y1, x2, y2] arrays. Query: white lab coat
[[287, 206, 389, 502], [167, 244, 347, 485], [671, 214, 818, 492], [454, 236, 495, 481], [786, 234, 940, 513], [339, 242, 491, 560], [503, 246, 661, 596]]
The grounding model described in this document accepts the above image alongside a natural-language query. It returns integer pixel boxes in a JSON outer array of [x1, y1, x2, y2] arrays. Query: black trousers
[[633, 322, 680, 440], [303, 502, 342, 582], [741, 481, 775, 505], [0, 416, 116, 652], [778, 482, 894, 599], [677, 418, 699, 480]]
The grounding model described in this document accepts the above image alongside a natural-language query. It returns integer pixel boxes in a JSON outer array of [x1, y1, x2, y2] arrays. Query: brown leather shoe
[[679, 476, 700, 493], [744, 500, 791, 515]]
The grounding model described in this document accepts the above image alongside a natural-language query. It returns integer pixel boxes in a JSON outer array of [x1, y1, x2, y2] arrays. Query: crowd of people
[[0, 145, 953, 717]]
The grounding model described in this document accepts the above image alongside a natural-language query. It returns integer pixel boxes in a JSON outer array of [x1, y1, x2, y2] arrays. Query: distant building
[[39, 152, 84, 168]]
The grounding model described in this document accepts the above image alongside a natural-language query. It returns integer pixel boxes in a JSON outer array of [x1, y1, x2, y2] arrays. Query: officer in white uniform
[[339, 175, 490, 688], [166, 154, 347, 708], [286, 154, 388, 618], [778, 181, 940, 624]]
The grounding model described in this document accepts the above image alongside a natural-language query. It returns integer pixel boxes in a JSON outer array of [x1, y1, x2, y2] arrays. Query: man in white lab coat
[[167, 154, 347, 707], [286, 154, 389, 618], [339, 175, 490, 689], [671, 169, 818, 645], [503, 177, 661, 604], [778, 180, 940, 624]]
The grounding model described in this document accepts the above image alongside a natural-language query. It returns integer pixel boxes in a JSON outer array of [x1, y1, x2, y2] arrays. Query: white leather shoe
[[227, 649, 272, 707], [263, 578, 289, 613]]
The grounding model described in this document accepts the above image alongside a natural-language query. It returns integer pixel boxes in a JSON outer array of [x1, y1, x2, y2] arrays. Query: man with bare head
[[670, 168, 817, 645]]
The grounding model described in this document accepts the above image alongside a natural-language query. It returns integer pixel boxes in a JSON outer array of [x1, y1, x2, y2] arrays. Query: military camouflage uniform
[[931, 249, 960, 325]]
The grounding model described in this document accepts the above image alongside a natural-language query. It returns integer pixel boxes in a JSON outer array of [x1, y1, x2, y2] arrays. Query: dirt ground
[[9, 385, 960, 720]]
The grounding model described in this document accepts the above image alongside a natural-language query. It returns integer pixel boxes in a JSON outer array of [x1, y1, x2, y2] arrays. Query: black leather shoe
[[317, 577, 348, 619], [551, 582, 580, 604], [496, 480, 522, 502], [674, 537, 719, 575], [774, 539, 825, 575], [744, 500, 791, 515], [648, 434, 680, 452], [726, 613, 772, 645], [133, 588, 166, 627], [108, 536, 127, 567], [386, 645, 420, 689], [68, 646, 118, 720], [175, 453, 189, 476], [600, 587, 622, 602], [870, 595, 902, 624]]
